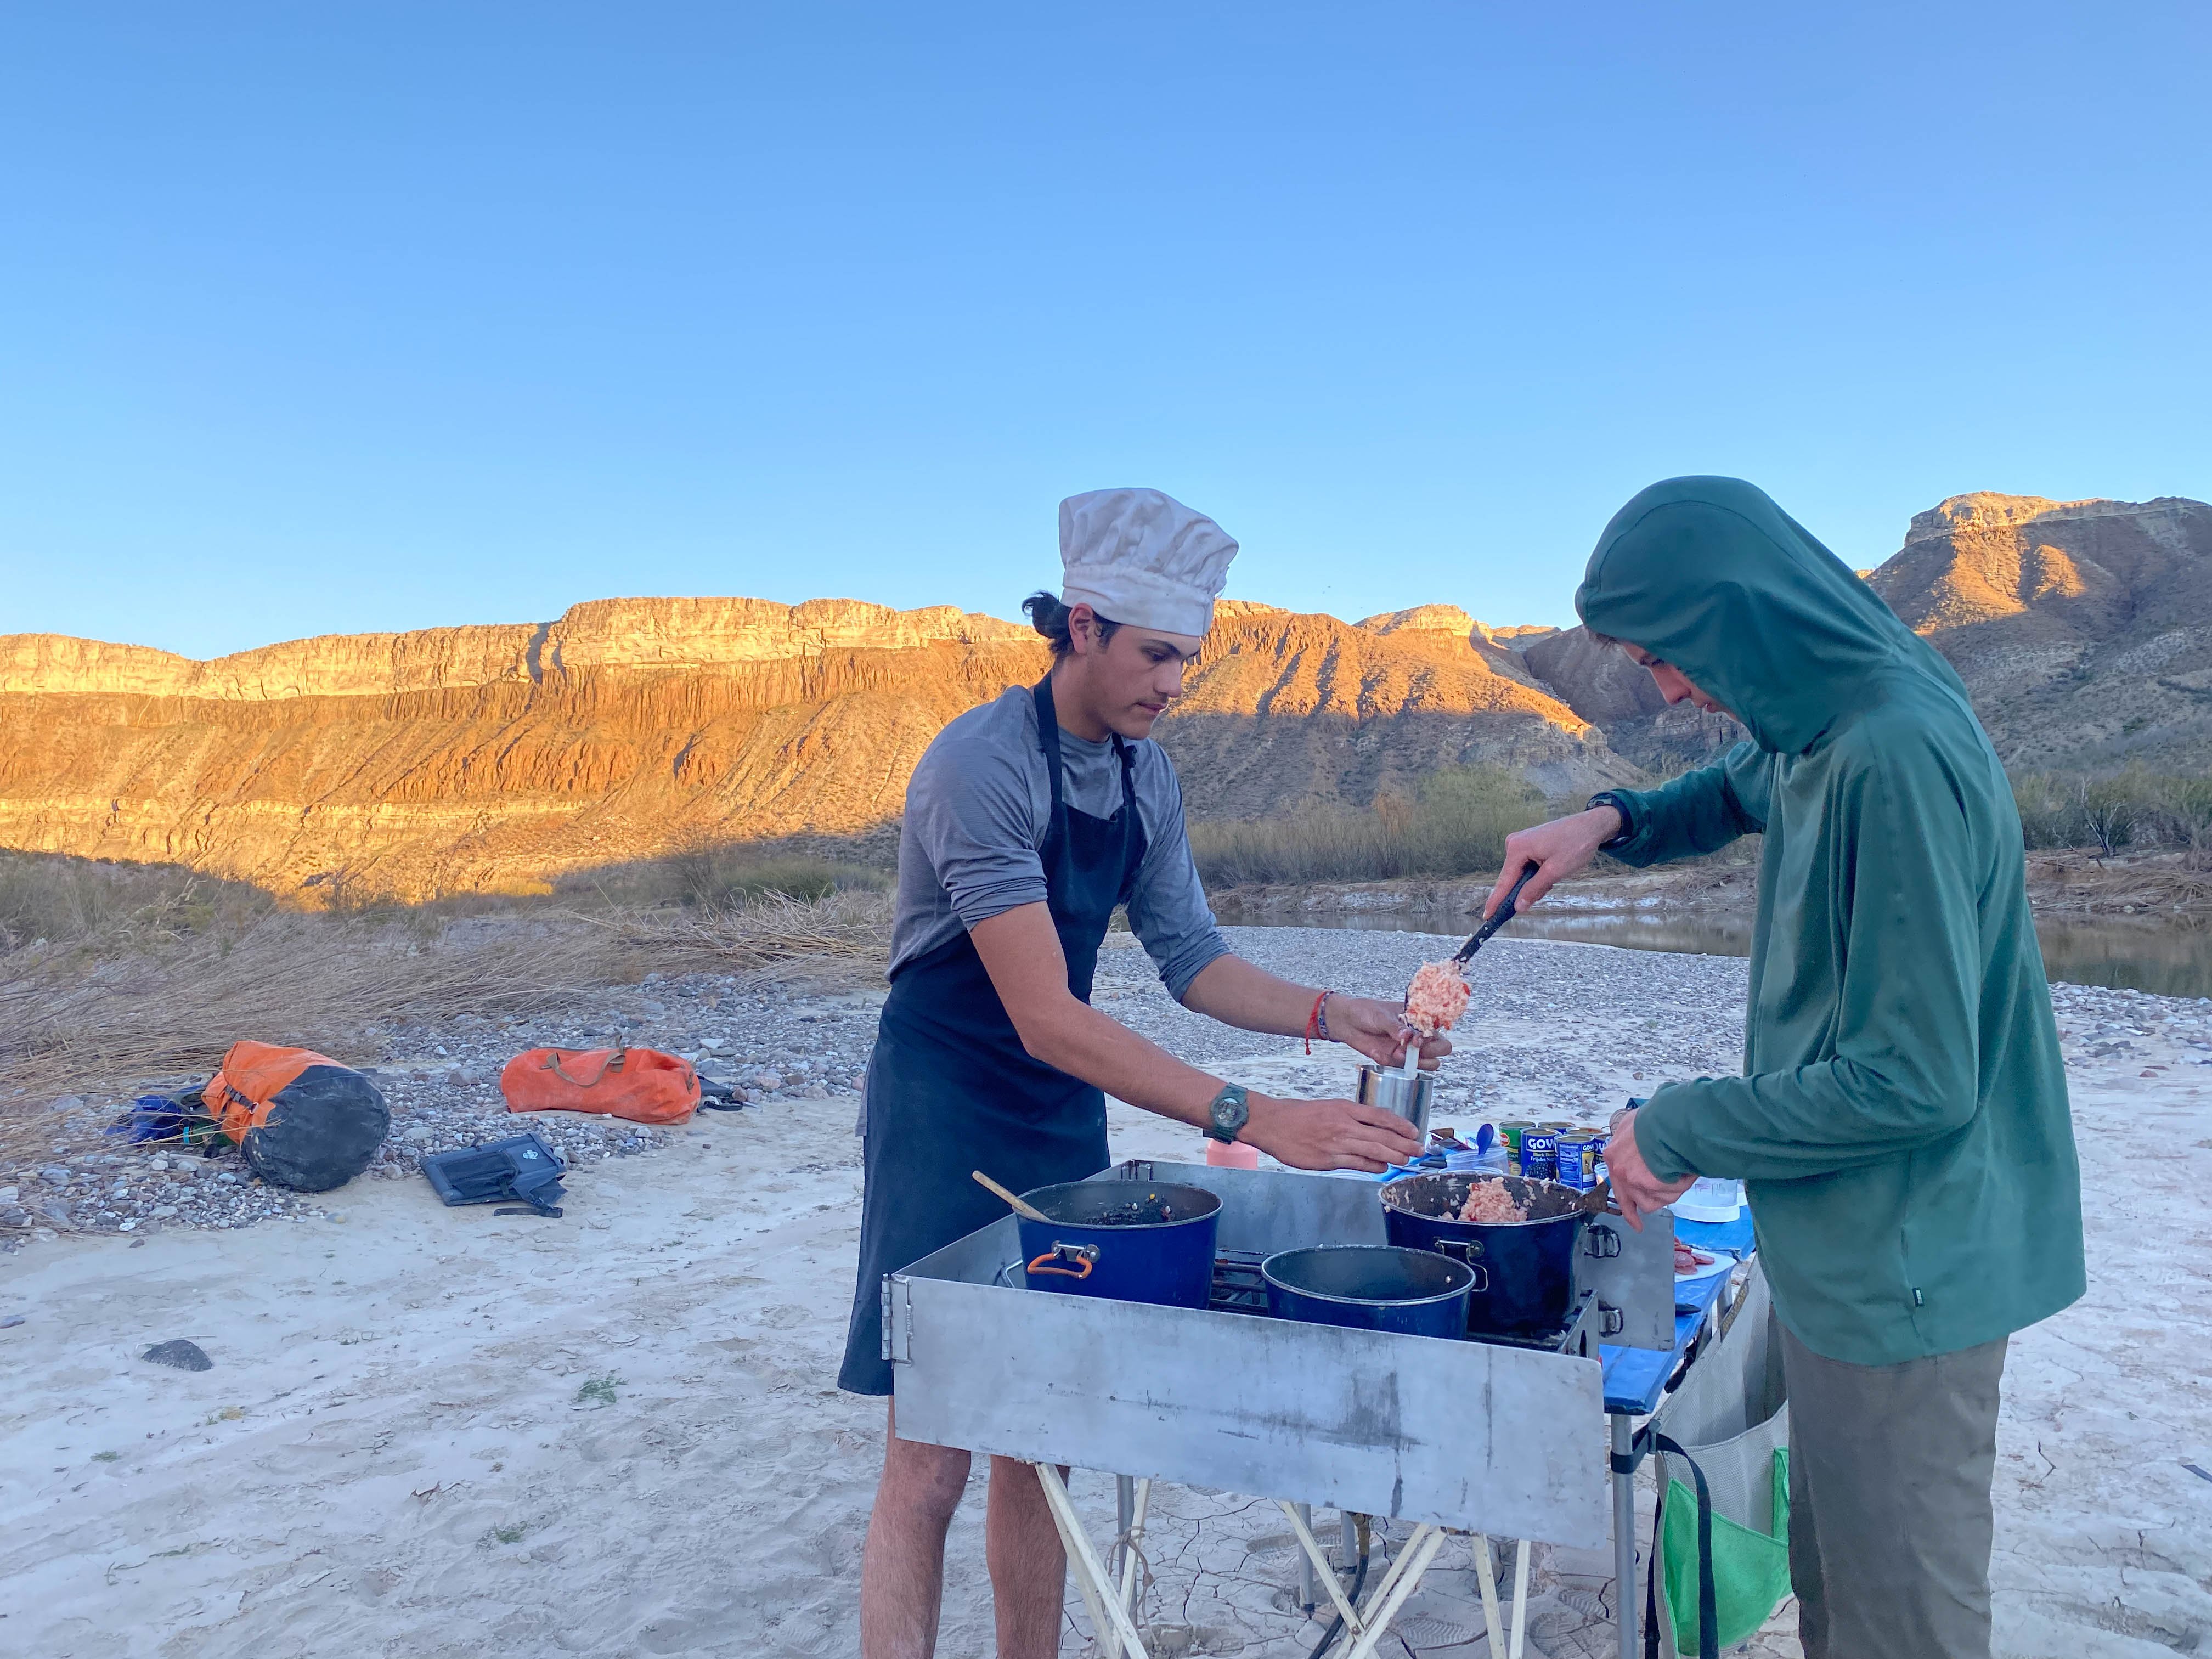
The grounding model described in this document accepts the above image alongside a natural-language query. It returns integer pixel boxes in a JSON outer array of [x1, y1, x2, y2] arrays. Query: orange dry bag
[[207, 1041, 391, 1192], [500, 1047, 706, 1125]]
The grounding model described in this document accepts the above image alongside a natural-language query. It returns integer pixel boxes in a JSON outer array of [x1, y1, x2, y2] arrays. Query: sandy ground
[[3, 933, 2209, 1658]]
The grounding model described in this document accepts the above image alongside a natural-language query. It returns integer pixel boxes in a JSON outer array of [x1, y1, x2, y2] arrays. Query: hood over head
[[1574, 476, 1967, 753]]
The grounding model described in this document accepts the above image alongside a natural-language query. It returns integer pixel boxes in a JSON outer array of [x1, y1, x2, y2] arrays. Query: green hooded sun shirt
[[1581, 477, 2085, 1366]]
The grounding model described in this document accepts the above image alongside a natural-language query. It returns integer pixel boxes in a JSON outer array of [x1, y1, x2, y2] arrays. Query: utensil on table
[[972, 1169, 1052, 1223]]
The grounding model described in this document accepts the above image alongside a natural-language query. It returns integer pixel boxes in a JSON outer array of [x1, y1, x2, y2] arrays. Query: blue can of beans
[[1554, 1133, 1596, 1189], [1520, 1129, 1558, 1182]]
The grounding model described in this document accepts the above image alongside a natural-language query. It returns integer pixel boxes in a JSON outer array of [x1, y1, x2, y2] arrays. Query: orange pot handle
[[1026, 1242, 1100, 1280]]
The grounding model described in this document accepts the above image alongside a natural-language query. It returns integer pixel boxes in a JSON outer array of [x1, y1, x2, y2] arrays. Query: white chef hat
[[1059, 488, 1240, 637]]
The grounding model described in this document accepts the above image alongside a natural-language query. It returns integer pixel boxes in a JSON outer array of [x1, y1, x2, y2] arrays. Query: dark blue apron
[[837, 675, 1148, 1394]]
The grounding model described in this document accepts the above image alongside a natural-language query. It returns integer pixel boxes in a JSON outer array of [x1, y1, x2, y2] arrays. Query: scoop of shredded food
[[1404, 959, 1472, 1035], [1455, 1182, 1529, 1223]]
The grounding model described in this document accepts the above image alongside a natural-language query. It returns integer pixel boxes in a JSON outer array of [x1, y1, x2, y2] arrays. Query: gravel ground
[[3, 928, 2205, 1249]]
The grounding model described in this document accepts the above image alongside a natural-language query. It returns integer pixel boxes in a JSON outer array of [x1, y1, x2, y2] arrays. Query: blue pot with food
[[1016, 1180, 1221, 1309]]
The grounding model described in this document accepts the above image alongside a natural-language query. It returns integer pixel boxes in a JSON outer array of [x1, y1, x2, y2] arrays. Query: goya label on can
[[1554, 1133, 1595, 1189], [1520, 1128, 1558, 1182]]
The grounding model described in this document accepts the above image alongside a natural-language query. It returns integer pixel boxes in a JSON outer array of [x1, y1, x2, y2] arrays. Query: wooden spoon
[[972, 1170, 1051, 1223], [1581, 1177, 1615, 1216]]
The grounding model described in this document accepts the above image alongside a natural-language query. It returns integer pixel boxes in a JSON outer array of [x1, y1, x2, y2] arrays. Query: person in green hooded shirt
[[1488, 477, 2084, 1659]]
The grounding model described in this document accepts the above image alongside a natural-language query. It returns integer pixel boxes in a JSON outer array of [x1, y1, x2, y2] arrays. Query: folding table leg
[[1115, 1474, 1135, 1582], [1032, 1464, 1149, 1659], [1612, 1413, 1640, 1659], [1341, 1526, 1448, 1659], [1472, 1532, 1507, 1657], [1510, 1538, 1531, 1659], [1296, 1502, 1317, 1614], [1118, 1479, 1151, 1616], [1276, 1500, 1364, 1637]]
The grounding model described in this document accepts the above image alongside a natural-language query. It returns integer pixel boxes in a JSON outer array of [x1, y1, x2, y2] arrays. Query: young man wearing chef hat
[[841, 487, 1440, 1658], [1485, 477, 2084, 1659]]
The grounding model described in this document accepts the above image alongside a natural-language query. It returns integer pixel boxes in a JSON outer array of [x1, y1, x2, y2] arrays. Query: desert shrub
[[2010, 766, 2212, 857], [559, 840, 891, 911], [1189, 766, 1552, 888], [0, 851, 267, 953]]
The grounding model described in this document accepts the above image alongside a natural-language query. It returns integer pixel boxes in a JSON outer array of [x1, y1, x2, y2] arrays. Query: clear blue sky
[[3, 3, 2206, 659]]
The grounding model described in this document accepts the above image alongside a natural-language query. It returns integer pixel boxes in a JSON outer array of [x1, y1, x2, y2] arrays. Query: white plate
[[1674, 1253, 1735, 1284]]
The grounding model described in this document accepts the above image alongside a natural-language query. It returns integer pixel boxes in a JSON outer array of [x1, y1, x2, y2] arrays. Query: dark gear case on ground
[[420, 1131, 568, 1216]]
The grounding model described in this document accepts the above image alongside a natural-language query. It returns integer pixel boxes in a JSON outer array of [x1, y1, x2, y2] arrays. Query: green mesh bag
[[1646, 1262, 1793, 1658]]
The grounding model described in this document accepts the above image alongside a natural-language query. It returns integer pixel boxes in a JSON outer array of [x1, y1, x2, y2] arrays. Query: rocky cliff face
[[1513, 492, 2212, 776], [1867, 493, 2212, 770], [0, 597, 1634, 901]]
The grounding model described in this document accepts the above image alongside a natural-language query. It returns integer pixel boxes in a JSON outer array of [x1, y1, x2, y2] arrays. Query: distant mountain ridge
[[0, 596, 1633, 901], [1511, 491, 2212, 774], [7, 490, 2203, 901]]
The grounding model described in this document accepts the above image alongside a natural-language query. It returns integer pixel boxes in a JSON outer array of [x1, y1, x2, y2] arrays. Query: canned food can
[[1497, 1121, 1531, 1162], [1554, 1133, 1595, 1189], [1520, 1128, 1558, 1182]]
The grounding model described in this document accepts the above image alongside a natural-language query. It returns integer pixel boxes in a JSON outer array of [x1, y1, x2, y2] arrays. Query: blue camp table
[[1598, 1208, 1759, 1659]]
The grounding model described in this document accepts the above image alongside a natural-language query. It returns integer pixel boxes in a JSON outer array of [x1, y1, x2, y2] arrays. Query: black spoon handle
[[1452, 862, 1539, 965]]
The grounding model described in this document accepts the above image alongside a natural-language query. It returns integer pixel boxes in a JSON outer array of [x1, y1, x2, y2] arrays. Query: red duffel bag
[[501, 1047, 703, 1125]]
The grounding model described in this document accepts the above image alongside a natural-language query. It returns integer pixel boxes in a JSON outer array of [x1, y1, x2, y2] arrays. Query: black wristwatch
[[1204, 1083, 1251, 1144], [1586, 792, 1635, 851]]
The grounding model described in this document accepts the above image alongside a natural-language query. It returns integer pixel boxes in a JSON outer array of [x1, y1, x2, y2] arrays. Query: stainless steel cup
[[1355, 1063, 1435, 1139]]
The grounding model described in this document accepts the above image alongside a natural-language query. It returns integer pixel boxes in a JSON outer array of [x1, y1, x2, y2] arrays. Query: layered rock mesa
[[1515, 493, 2212, 774], [0, 596, 1632, 901]]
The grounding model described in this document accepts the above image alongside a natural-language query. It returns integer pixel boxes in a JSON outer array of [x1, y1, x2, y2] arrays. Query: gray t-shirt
[[888, 685, 1231, 1000]]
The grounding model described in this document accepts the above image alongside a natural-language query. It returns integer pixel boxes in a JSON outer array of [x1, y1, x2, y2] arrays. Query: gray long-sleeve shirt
[[888, 685, 1230, 1000]]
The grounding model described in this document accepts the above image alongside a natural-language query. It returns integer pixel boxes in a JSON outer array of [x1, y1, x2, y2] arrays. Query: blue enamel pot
[[1260, 1245, 1476, 1339], [1016, 1180, 1221, 1310], [1379, 1172, 1589, 1334]]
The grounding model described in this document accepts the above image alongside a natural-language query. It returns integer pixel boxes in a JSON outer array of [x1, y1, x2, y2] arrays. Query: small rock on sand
[[141, 1339, 213, 1372]]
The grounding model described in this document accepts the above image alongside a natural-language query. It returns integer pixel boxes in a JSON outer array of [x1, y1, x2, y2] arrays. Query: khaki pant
[[1778, 1324, 2008, 1659]]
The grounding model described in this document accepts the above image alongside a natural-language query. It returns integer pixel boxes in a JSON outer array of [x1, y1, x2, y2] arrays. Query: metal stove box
[[885, 1160, 1676, 1548]]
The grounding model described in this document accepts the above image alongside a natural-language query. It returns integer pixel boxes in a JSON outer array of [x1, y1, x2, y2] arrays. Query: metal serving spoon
[[1449, 860, 1540, 968], [1394, 862, 1542, 1075]]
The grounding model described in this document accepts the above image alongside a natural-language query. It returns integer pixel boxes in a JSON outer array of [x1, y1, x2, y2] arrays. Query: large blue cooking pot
[[1380, 1172, 1590, 1334], [1261, 1245, 1477, 1339], [1016, 1180, 1221, 1310]]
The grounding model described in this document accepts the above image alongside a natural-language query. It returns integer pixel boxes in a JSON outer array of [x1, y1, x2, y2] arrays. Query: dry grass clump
[[1190, 766, 1553, 889], [0, 850, 269, 953], [630, 888, 894, 976], [560, 836, 891, 910]]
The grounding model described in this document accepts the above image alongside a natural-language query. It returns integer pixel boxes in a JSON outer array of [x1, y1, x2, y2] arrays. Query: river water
[[1232, 906, 2212, 1001]]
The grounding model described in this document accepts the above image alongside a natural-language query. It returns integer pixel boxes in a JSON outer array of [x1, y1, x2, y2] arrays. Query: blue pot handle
[[1432, 1240, 1490, 1293]]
